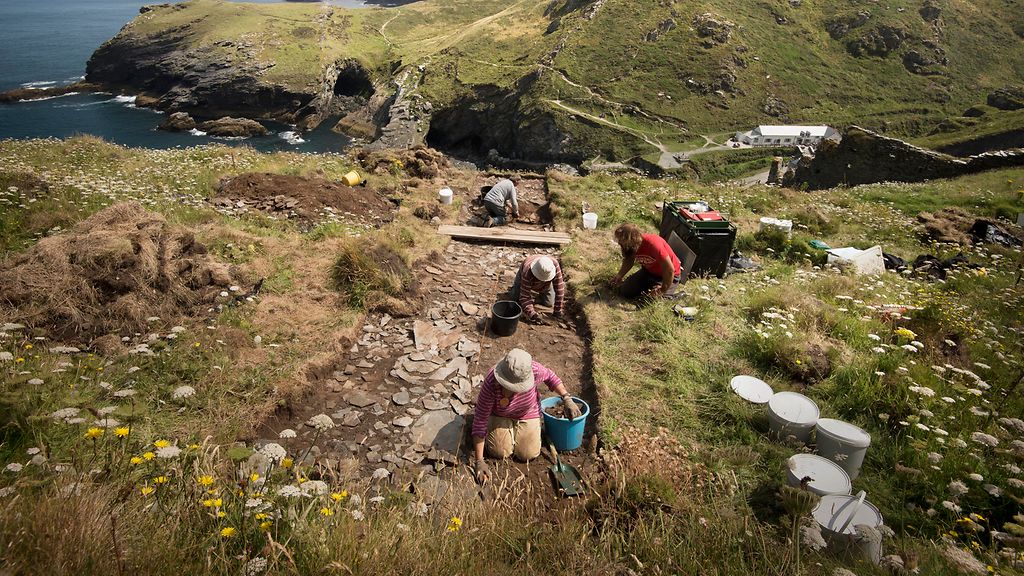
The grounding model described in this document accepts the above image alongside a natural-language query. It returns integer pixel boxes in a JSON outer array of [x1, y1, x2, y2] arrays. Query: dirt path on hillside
[[258, 195, 598, 507]]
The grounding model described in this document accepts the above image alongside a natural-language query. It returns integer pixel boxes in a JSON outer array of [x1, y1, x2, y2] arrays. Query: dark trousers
[[618, 269, 680, 301], [511, 269, 554, 308], [484, 200, 507, 225]]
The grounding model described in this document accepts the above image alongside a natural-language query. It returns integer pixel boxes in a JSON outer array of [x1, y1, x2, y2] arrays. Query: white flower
[[974, 362, 991, 370], [0, 352, 13, 362], [244, 556, 268, 576], [933, 428, 949, 436], [277, 429, 296, 439], [277, 485, 301, 498], [27, 378, 43, 386], [5, 463, 23, 473], [94, 418, 120, 428], [1004, 464, 1022, 475], [259, 443, 286, 462], [868, 334, 881, 341], [51, 408, 79, 420], [26, 448, 39, 456], [1007, 478, 1024, 490], [909, 386, 935, 397], [307, 414, 335, 431], [112, 389, 135, 398], [968, 473, 984, 482], [872, 346, 886, 354], [351, 509, 365, 521], [971, 432, 999, 448], [984, 484, 1003, 497], [97, 406, 117, 416], [156, 446, 181, 459], [949, 480, 969, 497], [951, 438, 968, 448], [927, 452, 943, 464], [901, 344, 918, 353], [299, 480, 328, 496], [919, 409, 934, 418], [172, 385, 195, 399], [970, 406, 990, 417], [941, 500, 962, 513], [915, 423, 930, 431], [941, 396, 956, 404]]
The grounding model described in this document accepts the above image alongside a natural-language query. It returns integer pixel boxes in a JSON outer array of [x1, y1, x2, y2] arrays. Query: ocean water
[[0, 0, 393, 152]]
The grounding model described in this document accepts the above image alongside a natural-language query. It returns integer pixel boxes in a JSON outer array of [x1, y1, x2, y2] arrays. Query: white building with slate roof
[[735, 125, 840, 147]]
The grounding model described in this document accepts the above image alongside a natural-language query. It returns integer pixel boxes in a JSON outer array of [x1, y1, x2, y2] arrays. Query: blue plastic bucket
[[541, 395, 590, 452]]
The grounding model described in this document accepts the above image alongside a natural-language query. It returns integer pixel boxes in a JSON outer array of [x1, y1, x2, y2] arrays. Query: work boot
[[484, 217, 494, 228]]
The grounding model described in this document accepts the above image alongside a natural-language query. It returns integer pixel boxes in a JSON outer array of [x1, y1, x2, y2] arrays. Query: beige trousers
[[485, 416, 541, 461]]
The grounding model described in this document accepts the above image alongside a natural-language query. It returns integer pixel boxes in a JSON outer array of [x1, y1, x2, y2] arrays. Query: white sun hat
[[530, 256, 557, 282], [493, 348, 535, 394]]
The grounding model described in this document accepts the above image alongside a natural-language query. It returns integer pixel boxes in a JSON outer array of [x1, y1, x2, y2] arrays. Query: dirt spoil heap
[[0, 202, 236, 342]]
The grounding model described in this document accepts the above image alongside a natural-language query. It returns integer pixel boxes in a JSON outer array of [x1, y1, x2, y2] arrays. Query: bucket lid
[[787, 454, 851, 495], [813, 493, 883, 535], [730, 375, 773, 404], [816, 418, 871, 448], [768, 392, 819, 424]]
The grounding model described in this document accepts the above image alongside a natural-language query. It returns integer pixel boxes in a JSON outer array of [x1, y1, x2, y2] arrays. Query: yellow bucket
[[342, 171, 362, 187]]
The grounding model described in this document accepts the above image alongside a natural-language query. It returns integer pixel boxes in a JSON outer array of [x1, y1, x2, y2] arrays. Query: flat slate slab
[[410, 410, 465, 453]]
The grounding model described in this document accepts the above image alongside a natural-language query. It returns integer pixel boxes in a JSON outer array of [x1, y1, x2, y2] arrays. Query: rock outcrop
[[197, 117, 268, 137], [693, 13, 735, 46], [987, 86, 1024, 111], [786, 126, 1024, 189], [158, 111, 196, 132], [847, 25, 906, 57]]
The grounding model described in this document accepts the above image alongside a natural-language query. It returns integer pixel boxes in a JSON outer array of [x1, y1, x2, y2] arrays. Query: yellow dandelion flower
[[130, 456, 143, 465], [217, 511, 226, 518], [193, 342, 201, 348], [249, 473, 259, 483], [213, 498, 222, 507], [153, 475, 168, 484], [197, 475, 215, 487], [202, 498, 215, 508], [153, 440, 170, 449], [15, 358, 24, 364], [319, 507, 334, 517], [188, 444, 200, 450], [254, 513, 269, 520], [281, 457, 293, 469], [446, 516, 463, 532], [220, 527, 236, 538], [330, 491, 347, 502], [140, 485, 155, 496], [143, 452, 155, 460], [24, 344, 32, 350], [259, 521, 273, 530], [84, 427, 104, 439], [895, 327, 917, 340], [114, 427, 130, 439]]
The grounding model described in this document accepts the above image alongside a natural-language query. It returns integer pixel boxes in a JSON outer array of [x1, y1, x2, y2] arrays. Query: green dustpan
[[547, 441, 584, 497]]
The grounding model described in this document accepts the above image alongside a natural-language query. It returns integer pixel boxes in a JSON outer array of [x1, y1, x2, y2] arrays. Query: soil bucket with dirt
[[541, 395, 589, 451], [490, 300, 521, 336]]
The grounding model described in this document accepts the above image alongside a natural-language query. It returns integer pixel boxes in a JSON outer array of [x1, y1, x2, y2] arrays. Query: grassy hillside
[[1, 137, 1023, 574], [97, 0, 1024, 163]]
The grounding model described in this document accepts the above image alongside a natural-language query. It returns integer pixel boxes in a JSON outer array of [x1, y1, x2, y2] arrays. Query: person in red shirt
[[610, 223, 681, 300]]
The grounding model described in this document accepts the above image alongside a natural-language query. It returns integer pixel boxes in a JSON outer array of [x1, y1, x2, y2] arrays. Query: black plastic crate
[[660, 202, 736, 278]]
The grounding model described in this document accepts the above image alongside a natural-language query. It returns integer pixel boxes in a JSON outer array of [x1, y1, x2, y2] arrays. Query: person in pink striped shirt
[[472, 348, 581, 484]]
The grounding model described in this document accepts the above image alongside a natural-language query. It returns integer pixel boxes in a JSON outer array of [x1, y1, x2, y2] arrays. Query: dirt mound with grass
[[212, 173, 396, 226], [355, 146, 452, 180], [0, 202, 238, 342], [330, 239, 419, 316], [917, 208, 976, 244]]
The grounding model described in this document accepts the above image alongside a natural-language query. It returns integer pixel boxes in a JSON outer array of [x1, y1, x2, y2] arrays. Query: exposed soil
[[356, 146, 453, 180], [257, 240, 597, 506], [460, 175, 556, 230], [0, 202, 240, 343], [543, 399, 584, 419], [211, 173, 396, 228]]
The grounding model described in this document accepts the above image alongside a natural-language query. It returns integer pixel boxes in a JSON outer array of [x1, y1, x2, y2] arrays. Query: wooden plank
[[438, 225, 572, 245]]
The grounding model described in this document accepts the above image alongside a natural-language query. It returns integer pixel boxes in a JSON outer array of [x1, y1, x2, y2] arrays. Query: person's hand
[[610, 274, 623, 287], [525, 314, 549, 326], [561, 395, 583, 420], [473, 459, 491, 484]]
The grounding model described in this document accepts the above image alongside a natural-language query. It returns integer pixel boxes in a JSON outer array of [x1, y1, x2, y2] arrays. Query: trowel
[[547, 441, 584, 497]]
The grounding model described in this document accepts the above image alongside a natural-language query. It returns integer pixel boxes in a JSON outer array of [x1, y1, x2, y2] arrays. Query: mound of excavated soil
[[0, 202, 237, 343], [917, 208, 976, 245], [356, 146, 452, 180], [212, 173, 396, 226]]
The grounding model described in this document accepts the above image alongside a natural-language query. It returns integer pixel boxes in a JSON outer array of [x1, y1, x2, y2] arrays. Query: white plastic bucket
[[815, 418, 871, 480], [758, 217, 793, 237], [582, 212, 598, 229], [767, 391, 819, 444], [813, 491, 884, 564], [439, 188, 453, 205], [786, 454, 852, 496]]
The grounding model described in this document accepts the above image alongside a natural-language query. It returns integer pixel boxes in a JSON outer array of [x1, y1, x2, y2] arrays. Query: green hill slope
[[78, 0, 1024, 163]]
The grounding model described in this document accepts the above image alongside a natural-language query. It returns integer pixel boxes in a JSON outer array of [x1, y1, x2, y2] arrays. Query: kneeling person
[[472, 348, 581, 484], [511, 255, 566, 324]]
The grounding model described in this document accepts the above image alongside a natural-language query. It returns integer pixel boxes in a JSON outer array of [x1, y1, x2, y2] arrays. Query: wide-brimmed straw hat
[[493, 348, 535, 394]]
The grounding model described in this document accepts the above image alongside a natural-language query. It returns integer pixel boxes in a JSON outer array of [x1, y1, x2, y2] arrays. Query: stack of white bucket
[[731, 376, 883, 560]]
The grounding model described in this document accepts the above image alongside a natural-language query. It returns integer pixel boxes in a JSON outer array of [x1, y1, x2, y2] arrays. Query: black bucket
[[490, 300, 522, 336]]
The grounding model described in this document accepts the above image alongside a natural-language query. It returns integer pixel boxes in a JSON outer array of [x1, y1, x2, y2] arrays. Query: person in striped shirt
[[472, 348, 581, 484], [510, 255, 566, 324]]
